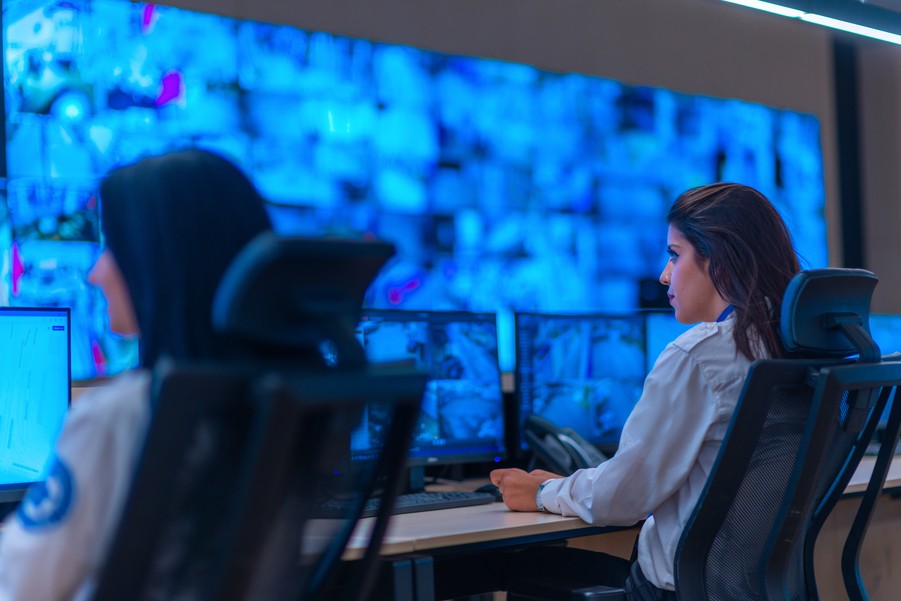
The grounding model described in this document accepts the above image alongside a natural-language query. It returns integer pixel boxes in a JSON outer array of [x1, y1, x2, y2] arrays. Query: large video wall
[[2, 0, 828, 378]]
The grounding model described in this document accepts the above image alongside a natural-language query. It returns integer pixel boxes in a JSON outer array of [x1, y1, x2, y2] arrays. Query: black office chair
[[507, 268, 901, 601], [89, 234, 426, 601]]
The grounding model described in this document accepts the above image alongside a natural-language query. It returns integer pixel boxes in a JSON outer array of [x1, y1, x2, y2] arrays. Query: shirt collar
[[716, 305, 735, 323]]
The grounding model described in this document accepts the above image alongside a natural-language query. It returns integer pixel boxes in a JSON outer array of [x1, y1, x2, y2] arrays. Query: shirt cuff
[[537, 477, 564, 514]]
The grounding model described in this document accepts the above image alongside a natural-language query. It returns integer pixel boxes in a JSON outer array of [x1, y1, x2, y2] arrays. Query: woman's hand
[[490, 468, 565, 512]]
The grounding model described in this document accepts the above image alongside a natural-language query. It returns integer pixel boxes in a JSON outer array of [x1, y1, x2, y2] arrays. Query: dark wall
[[858, 39, 901, 311]]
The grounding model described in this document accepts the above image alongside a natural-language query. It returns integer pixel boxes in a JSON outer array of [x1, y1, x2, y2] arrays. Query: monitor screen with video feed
[[352, 310, 505, 465], [869, 314, 901, 358], [0, 307, 70, 504], [644, 310, 694, 371], [514, 312, 646, 451], [4, 0, 828, 380]]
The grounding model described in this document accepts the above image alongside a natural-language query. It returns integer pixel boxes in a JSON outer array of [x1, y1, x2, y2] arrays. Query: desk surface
[[845, 454, 901, 494], [345, 500, 612, 560], [342, 455, 901, 561]]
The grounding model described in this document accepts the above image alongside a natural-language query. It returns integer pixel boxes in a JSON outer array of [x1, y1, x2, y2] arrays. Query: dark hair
[[667, 183, 801, 360], [99, 149, 273, 367]]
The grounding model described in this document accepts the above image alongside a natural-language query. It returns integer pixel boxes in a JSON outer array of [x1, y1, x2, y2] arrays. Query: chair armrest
[[508, 582, 626, 601]]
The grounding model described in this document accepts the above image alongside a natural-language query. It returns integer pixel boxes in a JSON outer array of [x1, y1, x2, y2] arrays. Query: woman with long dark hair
[[492, 183, 802, 600], [0, 149, 273, 600]]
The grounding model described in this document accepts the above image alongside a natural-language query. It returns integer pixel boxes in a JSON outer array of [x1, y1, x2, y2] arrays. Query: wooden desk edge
[[342, 503, 622, 560], [844, 455, 901, 495], [339, 455, 901, 561]]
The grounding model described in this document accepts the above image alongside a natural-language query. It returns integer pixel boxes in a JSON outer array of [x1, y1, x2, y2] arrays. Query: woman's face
[[659, 225, 729, 324], [88, 250, 139, 336]]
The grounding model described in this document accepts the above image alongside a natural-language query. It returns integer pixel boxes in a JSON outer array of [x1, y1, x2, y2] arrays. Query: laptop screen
[[0, 307, 71, 497]]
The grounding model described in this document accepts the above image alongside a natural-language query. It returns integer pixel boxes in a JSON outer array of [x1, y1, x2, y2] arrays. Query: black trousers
[[509, 545, 676, 601], [624, 560, 677, 601]]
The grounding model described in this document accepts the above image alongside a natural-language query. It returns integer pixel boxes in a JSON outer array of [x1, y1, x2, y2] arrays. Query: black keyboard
[[317, 490, 495, 518]]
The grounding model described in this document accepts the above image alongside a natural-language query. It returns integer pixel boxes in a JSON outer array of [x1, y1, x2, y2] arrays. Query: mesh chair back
[[90, 362, 424, 601], [676, 269, 901, 601], [684, 361, 898, 601], [701, 367, 813, 600], [679, 361, 824, 599], [91, 234, 426, 601]]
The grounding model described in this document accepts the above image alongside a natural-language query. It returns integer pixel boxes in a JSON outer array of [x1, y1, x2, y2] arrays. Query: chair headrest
[[780, 268, 879, 359], [212, 233, 395, 366]]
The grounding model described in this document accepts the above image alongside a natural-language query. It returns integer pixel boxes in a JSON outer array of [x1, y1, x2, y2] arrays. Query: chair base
[[508, 584, 627, 601]]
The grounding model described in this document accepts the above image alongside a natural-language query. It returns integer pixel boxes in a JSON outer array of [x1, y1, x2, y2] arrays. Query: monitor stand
[[407, 465, 426, 494]]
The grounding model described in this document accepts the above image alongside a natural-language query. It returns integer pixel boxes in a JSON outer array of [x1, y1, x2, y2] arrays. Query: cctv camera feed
[[352, 311, 505, 464], [3, 0, 828, 379], [516, 313, 646, 448]]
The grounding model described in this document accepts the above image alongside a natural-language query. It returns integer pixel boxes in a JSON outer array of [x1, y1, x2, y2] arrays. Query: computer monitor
[[0, 307, 71, 509], [514, 312, 646, 453], [352, 310, 506, 467], [869, 314, 901, 357], [643, 309, 694, 371]]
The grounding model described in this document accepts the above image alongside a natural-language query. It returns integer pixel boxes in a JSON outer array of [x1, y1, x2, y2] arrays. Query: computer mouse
[[474, 483, 504, 502]]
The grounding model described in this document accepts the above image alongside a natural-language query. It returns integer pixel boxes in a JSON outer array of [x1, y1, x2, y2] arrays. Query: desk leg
[[433, 550, 512, 599], [409, 554, 436, 601], [370, 557, 415, 601]]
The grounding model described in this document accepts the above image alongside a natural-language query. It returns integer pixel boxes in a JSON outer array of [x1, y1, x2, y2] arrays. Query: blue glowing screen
[[869, 314, 901, 357], [353, 310, 505, 465], [644, 310, 693, 369], [2, 0, 828, 379], [0, 307, 69, 491], [515, 312, 647, 448], [866, 314, 901, 426]]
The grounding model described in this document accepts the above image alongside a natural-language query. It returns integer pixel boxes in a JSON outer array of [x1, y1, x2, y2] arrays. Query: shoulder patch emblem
[[17, 457, 76, 529]]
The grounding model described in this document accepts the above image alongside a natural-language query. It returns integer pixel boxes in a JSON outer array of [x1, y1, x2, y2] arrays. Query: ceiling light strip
[[720, 0, 805, 19], [721, 0, 901, 46], [801, 13, 901, 45]]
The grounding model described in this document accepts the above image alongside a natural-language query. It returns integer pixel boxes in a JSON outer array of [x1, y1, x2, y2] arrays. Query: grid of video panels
[[2, 0, 828, 379], [352, 310, 505, 465]]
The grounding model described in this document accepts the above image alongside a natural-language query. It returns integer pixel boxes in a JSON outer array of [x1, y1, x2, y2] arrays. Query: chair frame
[[508, 269, 901, 601], [90, 362, 425, 601], [840, 364, 901, 601], [675, 358, 901, 599]]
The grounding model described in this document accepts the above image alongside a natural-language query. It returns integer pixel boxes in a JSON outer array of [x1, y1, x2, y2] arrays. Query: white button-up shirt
[[539, 316, 756, 591], [0, 371, 151, 601]]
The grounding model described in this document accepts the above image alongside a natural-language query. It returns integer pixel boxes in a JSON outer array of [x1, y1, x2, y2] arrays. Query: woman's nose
[[88, 252, 106, 285], [659, 263, 672, 285]]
